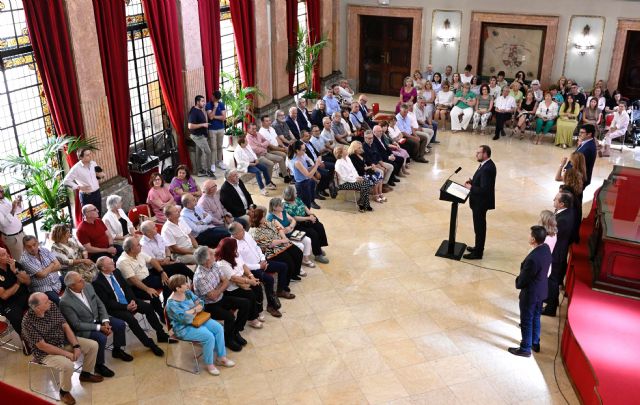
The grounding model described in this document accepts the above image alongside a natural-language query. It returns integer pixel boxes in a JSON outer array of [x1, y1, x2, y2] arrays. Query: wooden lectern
[[435, 179, 470, 260]]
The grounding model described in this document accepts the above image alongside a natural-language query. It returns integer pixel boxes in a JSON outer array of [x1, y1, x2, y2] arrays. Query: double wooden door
[[359, 16, 413, 96], [619, 30, 640, 100]]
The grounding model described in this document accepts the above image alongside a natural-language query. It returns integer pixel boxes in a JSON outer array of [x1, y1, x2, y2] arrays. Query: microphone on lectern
[[446, 167, 462, 182]]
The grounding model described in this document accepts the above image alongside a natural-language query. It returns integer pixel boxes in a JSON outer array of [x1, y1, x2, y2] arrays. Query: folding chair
[[0, 320, 20, 352], [28, 360, 82, 401], [163, 309, 202, 374]]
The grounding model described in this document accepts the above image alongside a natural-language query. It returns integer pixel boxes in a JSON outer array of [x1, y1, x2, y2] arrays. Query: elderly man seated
[[228, 221, 289, 318], [198, 180, 249, 230], [139, 219, 194, 278], [272, 109, 297, 146], [20, 235, 63, 303], [22, 292, 103, 405], [246, 122, 285, 178], [60, 271, 129, 378], [161, 205, 198, 264], [92, 257, 167, 357], [219, 169, 255, 224], [180, 193, 230, 248], [76, 204, 122, 262]]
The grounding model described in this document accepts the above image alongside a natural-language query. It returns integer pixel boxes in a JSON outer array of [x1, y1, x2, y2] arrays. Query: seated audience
[[396, 104, 429, 163], [412, 70, 425, 88], [0, 247, 30, 347], [604, 90, 622, 115], [496, 71, 508, 89], [333, 145, 374, 212], [249, 206, 304, 283], [161, 205, 197, 264], [300, 130, 336, 199], [414, 96, 439, 142], [461, 64, 474, 84], [179, 194, 229, 248], [515, 91, 538, 139], [534, 92, 559, 144], [373, 125, 405, 179], [469, 75, 481, 95], [50, 224, 97, 283], [348, 141, 385, 201], [488, 76, 501, 99], [363, 130, 397, 188], [282, 185, 330, 263], [450, 82, 476, 132], [422, 80, 436, 117], [192, 246, 249, 352], [219, 169, 255, 221], [434, 82, 454, 130], [273, 109, 297, 145], [166, 273, 235, 375], [146, 172, 175, 224], [198, 179, 248, 229], [77, 204, 123, 262], [431, 72, 443, 93], [322, 116, 338, 148], [296, 98, 313, 133], [139, 220, 195, 278], [288, 140, 322, 209], [450, 72, 462, 91], [60, 271, 128, 377], [357, 94, 376, 128], [102, 195, 135, 246], [385, 116, 419, 160], [493, 86, 517, 140], [268, 198, 316, 268], [169, 164, 202, 205], [473, 84, 493, 132], [550, 85, 564, 105], [338, 79, 354, 104], [286, 106, 303, 139], [600, 100, 629, 157], [310, 99, 328, 128], [396, 76, 418, 113], [20, 235, 62, 303], [509, 81, 524, 105], [92, 256, 167, 357], [323, 85, 342, 116], [379, 120, 411, 174], [234, 135, 275, 196], [531, 80, 543, 103], [22, 292, 103, 405], [259, 115, 289, 158], [555, 95, 580, 148], [349, 101, 369, 134], [246, 122, 286, 178]]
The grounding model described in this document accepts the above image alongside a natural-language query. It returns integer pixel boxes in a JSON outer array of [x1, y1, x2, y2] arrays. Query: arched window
[[126, 0, 168, 157], [0, 0, 69, 236]]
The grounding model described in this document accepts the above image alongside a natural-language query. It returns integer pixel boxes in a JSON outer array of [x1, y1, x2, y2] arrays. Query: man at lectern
[[463, 145, 496, 260]]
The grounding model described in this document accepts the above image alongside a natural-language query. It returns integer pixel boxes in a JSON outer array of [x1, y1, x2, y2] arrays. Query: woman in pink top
[[395, 77, 418, 113], [146, 172, 175, 223]]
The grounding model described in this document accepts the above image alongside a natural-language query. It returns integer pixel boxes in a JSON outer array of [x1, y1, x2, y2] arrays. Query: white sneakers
[[217, 161, 228, 170]]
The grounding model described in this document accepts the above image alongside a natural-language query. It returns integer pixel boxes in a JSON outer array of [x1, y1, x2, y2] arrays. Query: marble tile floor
[[2, 128, 639, 404]]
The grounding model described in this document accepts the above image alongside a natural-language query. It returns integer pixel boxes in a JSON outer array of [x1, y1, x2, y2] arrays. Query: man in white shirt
[[161, 205, 198, 264], [406, 101, 433, 153], [140, 220, 193, 279], [493, 86, 516, 140], [413, 96, 439, 143], [63, 148, 105, 214], [338, 79, 354, 104], [600, 100, 630, 157], [0, 186, 24, 259], [180, 194, 230, 248], [488, 76, 501, 99], [258, 115, 288, 156], [229, 222, 292, 317]]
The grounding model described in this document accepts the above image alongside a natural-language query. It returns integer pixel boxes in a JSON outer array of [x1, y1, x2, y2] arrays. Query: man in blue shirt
[[205, 91, 228, 173], [323, 86, 341, 116], [179, 194, 229, 248], [395, 105, 428, 163]]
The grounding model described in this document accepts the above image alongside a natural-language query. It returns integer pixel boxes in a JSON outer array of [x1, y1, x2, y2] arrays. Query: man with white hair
[[180, 193, 230, 248], [139, 220, 194, 277], [272, 109, 296, 145], [338, 79, 354, 104], [296, 98, 312, 132], [60, 271, 129, 377], [77, 204, 122, 261], [161, 205, 198, 264], [198, 180, 249, 230], [22, 292, 103, 405], [286, 106, 302, 139], [219, 169, 255, 223]]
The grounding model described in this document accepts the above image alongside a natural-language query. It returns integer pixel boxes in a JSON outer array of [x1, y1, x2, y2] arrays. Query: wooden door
[[359, 16, 413, 96], [619, 30, 640, 100]]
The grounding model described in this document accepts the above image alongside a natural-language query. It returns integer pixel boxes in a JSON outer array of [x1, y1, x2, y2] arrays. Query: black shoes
[[466, 246, 476, 253], [234, 332, 248, 346], [507, 347, 531, 357], [463, 252, 483, 260], [532, 343, 540, 353], [310, 202, 321, 209], [112, 348, 133, 362], [226, 340, 243, 352], [315, 193, 326, 200], [492, 135, 500, 140], [149, 344, 165, 357], [541, 306, 557, 317], [95, 364, 115, 378]]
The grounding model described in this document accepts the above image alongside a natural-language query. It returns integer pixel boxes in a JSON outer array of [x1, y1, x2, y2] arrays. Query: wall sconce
[[573, 25, 595, 56], [437, 19, 456, 48]]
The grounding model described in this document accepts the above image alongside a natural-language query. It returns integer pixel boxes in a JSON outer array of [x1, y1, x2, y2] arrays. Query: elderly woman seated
[[282, 185, 329, 264], [348, 140, 385, 204], [165, 274, 235, 375], [50, 224, 98, 282], [102, 194, 135, 245], [267, 197, 316, 268], [249, 206, 304, 282], [333, 145, 374, 212]]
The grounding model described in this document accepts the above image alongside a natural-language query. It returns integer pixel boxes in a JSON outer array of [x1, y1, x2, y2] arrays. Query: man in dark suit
[[59, 271, 130, 378], [220, 169, 255, 219], [543, 191, 575, 317], [373, 125, 404, 178], [463, 145, 497, 260], [285, 107, 302, 140], [508, 226, 553, 357], [296, 98, 312, 133], [358, 94, 377, 128], [576, 124, 597, 188], [92, 257, 168, 357], [301, 130, 335, 199]]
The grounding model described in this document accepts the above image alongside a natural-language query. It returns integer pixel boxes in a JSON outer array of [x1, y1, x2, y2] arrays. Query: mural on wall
[[478, 23, 546, 80]]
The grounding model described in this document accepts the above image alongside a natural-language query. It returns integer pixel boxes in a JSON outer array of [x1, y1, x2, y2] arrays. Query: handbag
[[289, 230, 306, 241], [192, 311, 211, 327]]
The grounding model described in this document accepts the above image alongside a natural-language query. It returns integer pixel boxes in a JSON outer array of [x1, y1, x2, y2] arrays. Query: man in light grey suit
[[59, 271, 131, 378]]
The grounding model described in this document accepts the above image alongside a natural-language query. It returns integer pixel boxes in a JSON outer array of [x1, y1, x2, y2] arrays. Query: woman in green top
[[509, 81, 524, 107], [450, 83, 477, 132], [554, 94, 580, 148], [282, 185, 329, 264]]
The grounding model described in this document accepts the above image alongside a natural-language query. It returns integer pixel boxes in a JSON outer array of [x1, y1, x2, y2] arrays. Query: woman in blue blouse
[[287, 140, 321, 209], [165, 274, 235, 375]]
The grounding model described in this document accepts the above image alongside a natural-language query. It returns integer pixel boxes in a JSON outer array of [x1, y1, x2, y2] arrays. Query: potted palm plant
[[0, 136, 100, 232], [289, 27, 329, 102], [220, 72, 264, 145]]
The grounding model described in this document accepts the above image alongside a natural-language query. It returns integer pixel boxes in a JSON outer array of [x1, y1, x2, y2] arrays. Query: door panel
[[619, 31, 640, 100], [359, 16, 413, 96]]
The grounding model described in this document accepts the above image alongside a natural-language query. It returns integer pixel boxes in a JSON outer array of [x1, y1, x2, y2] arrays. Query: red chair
[[372, 102, 380, 116], [128, 204, 151, 228]]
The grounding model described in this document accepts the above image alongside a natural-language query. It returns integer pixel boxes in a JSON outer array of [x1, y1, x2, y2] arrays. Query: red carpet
[[562, 208, 640, 405]]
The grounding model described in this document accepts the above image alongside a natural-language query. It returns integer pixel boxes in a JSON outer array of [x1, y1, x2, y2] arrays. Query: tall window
[[219, 0, 240, 91], [126, 0, 167, 157], [0, 0, 68, 236], [293, 0, 308, 95]]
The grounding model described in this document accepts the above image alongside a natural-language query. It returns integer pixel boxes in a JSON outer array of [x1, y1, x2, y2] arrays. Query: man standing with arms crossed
[[0, 186, 24, 259]]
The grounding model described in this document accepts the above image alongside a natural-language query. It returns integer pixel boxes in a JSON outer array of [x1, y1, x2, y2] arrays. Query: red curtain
[[92, 0, 131, 180], [23, 0, 84, 223], [141, 0, 191, 167], [198, 0, 221, 97], [229, 0, 256, 88], [306, 0, 322, 93], [286, 0, 299, 96]]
